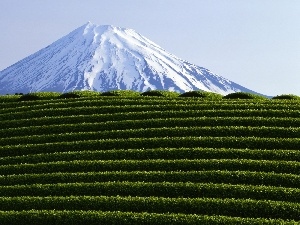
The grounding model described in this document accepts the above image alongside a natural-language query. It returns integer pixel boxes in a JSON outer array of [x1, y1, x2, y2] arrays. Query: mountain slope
[[0, 22, 260, 95]]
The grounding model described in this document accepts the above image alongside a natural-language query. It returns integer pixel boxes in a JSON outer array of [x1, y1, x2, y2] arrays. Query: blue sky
[[1, 0, 299, 95]]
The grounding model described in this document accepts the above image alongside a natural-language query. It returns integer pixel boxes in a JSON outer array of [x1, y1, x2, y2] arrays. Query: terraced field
[[0, 94, 300, 224]]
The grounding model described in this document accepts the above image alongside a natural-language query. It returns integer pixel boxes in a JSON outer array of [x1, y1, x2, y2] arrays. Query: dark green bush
[[18, 94, 40, 101], [141, 90, 180, 97], [101, 90, 140, 97], [272, 94, 300, 100], [18, 92, 61, 101], [223, 92, 267, 100], [58, 93, 81, 99], [179, 91, 223, 99]]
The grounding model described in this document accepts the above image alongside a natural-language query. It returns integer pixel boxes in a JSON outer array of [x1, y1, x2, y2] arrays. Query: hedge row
[[1, 103, 300, 120], [2, 148, 300, 166], [0, 98, 298, 113], [0, 116, 300, 138], [0, 210, 294, 225], [1, 170, 300, 188], [0, 98, 202, 113], [3, 136, 300, 156], [1, 158, 300, 176], [0, 136, 300, 157], [0, 196, 299, 220], [2, 181, 300, 203], [1, 96, 296, 110], [1, 115, 300, 132], [1, 126, 299, 146]]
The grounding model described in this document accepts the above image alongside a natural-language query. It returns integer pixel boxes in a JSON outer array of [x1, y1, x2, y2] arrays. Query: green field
[[0, 91, 300, 224]]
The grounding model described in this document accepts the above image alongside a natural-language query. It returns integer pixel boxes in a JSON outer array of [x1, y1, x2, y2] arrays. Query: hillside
[[0, 92, 299, 224]]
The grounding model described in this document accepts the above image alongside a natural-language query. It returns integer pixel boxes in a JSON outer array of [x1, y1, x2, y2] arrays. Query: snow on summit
[[0, 22, 259, 95]]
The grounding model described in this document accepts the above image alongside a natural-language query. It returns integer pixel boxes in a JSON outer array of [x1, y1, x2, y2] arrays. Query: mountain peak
[[0, 23, 261, 95], [78, 22, 128, 38]]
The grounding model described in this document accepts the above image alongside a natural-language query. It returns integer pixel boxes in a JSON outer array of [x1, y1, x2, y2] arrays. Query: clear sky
[[1, 0, 299, 96]]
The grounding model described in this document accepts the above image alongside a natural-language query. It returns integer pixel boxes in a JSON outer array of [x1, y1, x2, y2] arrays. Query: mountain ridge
[[0, 22, 262, 95]]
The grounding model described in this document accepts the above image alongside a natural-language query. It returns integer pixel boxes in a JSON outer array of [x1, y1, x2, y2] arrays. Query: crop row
[[1, 126, 299, 146], [2, 147, 300, 166], [0, 98, 195, 113], [0, 97, 297, 109], [2, 100, 300, 116], [1, 159, 300, 176], [2, 115, 300, 132], [0, 96, 194, 108], [0, 196, 299, 220], [1, 104, 300, 121], [0, 210, 294, 225], [2, 181, 300, 203], [0, 99, 197, 114], [1, 170, 300, 188], [0, 98, 246, 113], [1, 136, 300, 158], [0, 119, 300, 139], [0, 97, 211, 109]]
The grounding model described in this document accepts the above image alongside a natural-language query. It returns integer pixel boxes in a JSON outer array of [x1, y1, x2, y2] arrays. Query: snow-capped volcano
[[0, 22, 259, 95]]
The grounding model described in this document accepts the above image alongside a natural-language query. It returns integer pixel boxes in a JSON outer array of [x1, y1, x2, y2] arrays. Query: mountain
[[0, 22, 261, 95]]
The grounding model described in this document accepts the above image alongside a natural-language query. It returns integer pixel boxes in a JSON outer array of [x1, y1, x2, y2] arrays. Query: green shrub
[[18, 94, 40, 101], [272, 94, 300, 100], [223, 92, 267, 100], [179, 90, 223, 99], [18, 92, 61, 101], [141, 90, 180, 97], [58, 93, 81, 99], [101, 90, 140, 97], [59, 90, 102, 99]]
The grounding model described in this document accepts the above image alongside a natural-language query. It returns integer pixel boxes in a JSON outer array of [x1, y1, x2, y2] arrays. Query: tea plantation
[[0, 91, 299, 224]]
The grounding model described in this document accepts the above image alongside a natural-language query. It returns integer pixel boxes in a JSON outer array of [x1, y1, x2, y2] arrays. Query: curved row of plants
[[2, 169, 300, 188], [2, 100, 300, 116], [0, 196, 299, 220], [1, 116, 300, 137], [1, 90, 300, 102], [0, 126, 300, 146], [2, 147, 300, 166], [0, 210, 295, 225]]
